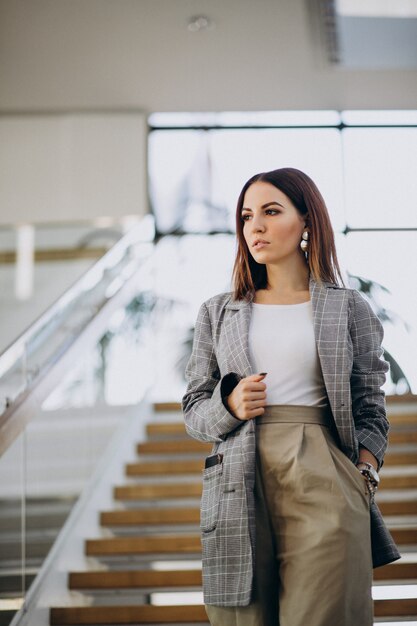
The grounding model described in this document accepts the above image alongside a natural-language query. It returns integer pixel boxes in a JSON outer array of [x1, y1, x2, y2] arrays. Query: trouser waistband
[[256, 404, 334, 427]]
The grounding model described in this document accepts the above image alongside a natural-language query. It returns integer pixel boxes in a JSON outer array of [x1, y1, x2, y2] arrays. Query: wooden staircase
[[49, 397, 417, 625]]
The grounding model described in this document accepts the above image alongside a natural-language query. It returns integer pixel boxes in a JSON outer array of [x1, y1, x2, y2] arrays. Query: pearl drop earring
[[300, 229, 309, 257]]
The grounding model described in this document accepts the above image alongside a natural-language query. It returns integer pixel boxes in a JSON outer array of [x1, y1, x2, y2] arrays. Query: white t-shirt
[[248, 300, 329, 407]]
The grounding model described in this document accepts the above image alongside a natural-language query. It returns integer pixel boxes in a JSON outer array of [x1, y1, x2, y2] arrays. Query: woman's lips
[[253, 241, 269, 250]]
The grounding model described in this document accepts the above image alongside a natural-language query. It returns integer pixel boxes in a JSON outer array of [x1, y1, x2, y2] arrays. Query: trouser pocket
[[326, 433, 371, 507]]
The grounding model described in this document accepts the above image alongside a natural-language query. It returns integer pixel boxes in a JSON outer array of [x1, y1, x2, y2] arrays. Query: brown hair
[[231, 167, 345, 301]]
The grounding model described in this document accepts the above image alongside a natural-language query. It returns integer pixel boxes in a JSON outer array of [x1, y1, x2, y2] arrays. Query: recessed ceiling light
[[187, 15, 215, 32]]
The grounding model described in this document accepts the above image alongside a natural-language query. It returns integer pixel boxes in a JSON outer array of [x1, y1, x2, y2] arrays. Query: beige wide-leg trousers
[[205, 404, 374, 626]]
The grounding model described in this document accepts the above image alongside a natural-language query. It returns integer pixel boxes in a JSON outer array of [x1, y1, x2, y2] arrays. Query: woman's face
[[241, 181, 306, 264]]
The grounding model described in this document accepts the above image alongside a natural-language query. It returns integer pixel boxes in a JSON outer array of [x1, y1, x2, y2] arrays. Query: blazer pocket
[[200, 463, 223, 533]]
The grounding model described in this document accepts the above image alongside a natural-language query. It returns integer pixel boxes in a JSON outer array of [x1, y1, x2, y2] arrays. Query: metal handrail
[[0, 216, 154, 416]]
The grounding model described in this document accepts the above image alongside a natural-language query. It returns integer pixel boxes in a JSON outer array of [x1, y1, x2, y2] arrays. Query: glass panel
[[0, 224, 126, 355], [42, 291, 157, 410], [211, 129, 344, 231], [343, 128, 417, 228], [0, 279, 157, 624], [149, 128, 344, 234], [345, 231, 417, 393], [342, 109, 417, 125], [0, 224, 152, 416], [334, 13, 417, 69], [150, 235, 236, 402], [0, 432, 25, 623]]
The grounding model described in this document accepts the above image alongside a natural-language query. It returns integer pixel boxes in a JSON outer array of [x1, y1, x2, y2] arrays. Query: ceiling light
[[187, 15, 215, 32]]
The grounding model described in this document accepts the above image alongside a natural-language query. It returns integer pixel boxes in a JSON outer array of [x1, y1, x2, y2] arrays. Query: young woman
[[181, 167, 401, 626]]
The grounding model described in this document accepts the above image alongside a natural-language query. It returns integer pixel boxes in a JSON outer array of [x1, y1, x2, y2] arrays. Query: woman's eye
[[241, 209, 279, 221], [242, 209, 280, 221]]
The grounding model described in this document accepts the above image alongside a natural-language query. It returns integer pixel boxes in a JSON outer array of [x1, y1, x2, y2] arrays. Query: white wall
[[0, 113, 148, 225]]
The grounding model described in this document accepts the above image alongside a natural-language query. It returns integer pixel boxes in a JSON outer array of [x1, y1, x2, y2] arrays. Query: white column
[[15, 224, 35, 300]]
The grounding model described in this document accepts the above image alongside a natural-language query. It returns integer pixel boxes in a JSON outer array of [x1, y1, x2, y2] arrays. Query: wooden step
[[101, 501, 417, 530], [146, 423, 187, 437], [101, 500, 417, 526], [388, 413, 417, 425], [50, 604, 208, 625], [136, 440, 417, 461], [86, 534, 201, 556], [69, 569, 202, 590], [378, 499, 417, 515], [146, 422, 417, 446], [374, 597, 417, 617], [100, 508, 200, 527], [386, 393, 417, 404], [153, 402, 182, 412], [137, 440, 211, 455], [384, 451, 417, 465], [389, 431, 417, 444], [49, 599, 417, 624], [126, 459, 203, 476], [68, 563, 417, 590], [132, 448, 417, 466], [114, 483, 202, 500], [86, 528, 415, 557], [379, 474, 417, 489], [115, 476, 417, 500], [390, 527, 417, 544], [373, 561, 417, 581]]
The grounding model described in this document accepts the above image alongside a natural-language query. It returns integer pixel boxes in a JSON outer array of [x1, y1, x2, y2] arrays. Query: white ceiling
[[0, 0, 416, 113]]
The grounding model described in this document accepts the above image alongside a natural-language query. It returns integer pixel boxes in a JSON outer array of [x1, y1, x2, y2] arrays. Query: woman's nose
[[251, 215, 266, 231]]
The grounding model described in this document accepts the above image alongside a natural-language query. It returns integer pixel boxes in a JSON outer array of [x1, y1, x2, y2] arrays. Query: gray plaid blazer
[[181, 275, 401, 606]]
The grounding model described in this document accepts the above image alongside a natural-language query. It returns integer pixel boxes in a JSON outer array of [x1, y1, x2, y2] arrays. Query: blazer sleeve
[[181, 301, 244, 443], [349, 288, 390, 471]]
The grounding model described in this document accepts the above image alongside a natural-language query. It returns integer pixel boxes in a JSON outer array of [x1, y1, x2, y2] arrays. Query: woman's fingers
[[242, 391, 267, 401], [226, 373, 268, 420]]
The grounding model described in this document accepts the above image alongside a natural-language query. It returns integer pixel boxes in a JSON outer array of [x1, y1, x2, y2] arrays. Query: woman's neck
[[263, 267, 310, 295]]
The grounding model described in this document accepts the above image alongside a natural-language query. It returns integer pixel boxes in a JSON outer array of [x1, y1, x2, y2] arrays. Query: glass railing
[[0, 216, 157, 625], [0, 221, 129, 357], [0, 217, 155, 419]]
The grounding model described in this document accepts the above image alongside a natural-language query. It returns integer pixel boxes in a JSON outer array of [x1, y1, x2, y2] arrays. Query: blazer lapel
[[223, 295, 254, 378], [223, 276, 347, 416], [310, 278, 349, 415]]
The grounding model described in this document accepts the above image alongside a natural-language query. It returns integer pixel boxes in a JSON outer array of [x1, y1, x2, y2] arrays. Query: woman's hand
[[225, 373, 267, 421]]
